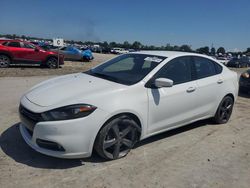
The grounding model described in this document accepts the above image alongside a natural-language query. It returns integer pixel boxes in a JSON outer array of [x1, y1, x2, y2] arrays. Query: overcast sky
[[1, 0, 250, 51]]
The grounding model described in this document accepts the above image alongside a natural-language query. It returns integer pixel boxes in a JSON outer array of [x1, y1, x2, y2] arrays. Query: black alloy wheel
[[95, 116, 140, 160], [214, 96, 234, 124]]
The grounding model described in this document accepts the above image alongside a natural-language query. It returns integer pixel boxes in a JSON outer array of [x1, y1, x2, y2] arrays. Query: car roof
[[0, 39, 26, 43], [132, 50, 207, 58]]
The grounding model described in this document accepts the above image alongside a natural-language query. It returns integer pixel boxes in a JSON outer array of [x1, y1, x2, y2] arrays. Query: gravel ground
[[0, 59, 250, 188]]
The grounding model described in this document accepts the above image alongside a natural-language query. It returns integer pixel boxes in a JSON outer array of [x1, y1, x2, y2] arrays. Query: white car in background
[[111, 48, 129, 54], [216, 56, 230, 65], [19, 51, 238, 160]]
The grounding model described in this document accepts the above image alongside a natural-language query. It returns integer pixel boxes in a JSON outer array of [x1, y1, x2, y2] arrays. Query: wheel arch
[[44, 55, 57, 64], [100, 112, 142, 136], [225, 93, 235, 103]]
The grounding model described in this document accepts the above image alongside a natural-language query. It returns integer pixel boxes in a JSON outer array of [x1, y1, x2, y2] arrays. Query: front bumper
[[19, 102, 109, 159], [19, 123, 91, 158]]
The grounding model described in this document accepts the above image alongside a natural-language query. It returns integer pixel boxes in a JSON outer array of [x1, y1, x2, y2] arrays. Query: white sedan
[[19, 51, 238, 160]]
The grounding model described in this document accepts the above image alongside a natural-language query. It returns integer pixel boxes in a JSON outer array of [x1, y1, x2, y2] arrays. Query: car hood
[[25, 73, 124, 107]]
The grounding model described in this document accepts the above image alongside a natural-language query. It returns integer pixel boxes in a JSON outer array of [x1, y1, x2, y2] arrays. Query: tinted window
[[23, 43, 36, 49], [214, 62, 223, 74], [7, 42, 21, 48], [2, 42, 8, 46], [155, 56, 192, 85], [193, 57, 216, 79]]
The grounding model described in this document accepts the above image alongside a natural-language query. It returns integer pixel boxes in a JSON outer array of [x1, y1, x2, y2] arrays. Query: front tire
[[213, 96, 234, 124], [0, 55, 10, 68], [46, 57, 58, 69], [94, 115, 140, 160]]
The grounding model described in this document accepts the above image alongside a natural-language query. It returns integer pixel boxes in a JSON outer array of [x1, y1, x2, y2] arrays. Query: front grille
[[19, 105, 42, 132]]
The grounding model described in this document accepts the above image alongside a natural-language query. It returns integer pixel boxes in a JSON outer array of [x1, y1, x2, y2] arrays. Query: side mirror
[[154, 78, 173, 88], [34, 48, 39, 52]]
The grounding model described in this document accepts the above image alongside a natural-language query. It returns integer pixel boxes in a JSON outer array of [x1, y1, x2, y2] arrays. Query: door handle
[[186, 87, 196, 93], [217, 79, 223, 84]]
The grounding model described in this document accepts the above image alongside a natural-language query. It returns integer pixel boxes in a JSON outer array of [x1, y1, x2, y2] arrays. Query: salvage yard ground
[[0, 53, 250, 188]]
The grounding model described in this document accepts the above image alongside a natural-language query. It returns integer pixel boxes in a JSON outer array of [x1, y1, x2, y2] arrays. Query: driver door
[[147, 56, 198, 135], [20, 42, 43, 63]]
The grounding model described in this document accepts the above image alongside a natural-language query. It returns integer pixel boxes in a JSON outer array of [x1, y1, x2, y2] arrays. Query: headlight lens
[[41, 104, 97, 121]]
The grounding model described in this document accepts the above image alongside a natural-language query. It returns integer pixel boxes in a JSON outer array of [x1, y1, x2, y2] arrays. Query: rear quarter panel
[[218, 67, 238, 106]]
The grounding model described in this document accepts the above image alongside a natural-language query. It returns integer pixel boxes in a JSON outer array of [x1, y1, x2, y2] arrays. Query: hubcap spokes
[[220, 99, 233, 121], [104, 122, 135, 159], [0, 56, 9, 67], [48, 59, 57, 68]]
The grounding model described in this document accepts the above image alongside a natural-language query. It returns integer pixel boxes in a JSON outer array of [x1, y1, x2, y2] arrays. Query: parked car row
[[0, 40, 64, 68], [227, 57, 250, 68], [51, 46, 93, 62], [0, 40, 94, 68], [89, 47, 136, 54], [216, 56, 230, 65], [35, 43, 94, 62]]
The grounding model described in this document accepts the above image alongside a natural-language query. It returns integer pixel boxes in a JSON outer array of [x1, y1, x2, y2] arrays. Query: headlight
[[41, 104, 97, 121]]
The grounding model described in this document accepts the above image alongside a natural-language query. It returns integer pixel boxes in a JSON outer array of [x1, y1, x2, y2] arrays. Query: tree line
[[1, 34, 249, 55]]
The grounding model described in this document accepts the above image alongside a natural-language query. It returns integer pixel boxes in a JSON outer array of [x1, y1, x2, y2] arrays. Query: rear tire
[[94, 115, 140, 160], [213, 96, 234, 124], [0, 55, 10, 68], [46, 57, 58, 69]]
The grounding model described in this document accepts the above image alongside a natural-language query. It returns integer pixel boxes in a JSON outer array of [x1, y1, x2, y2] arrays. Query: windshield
[[86, 54, 166, 85]]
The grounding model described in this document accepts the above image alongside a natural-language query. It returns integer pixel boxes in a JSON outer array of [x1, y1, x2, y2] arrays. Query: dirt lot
[[0, 55, 250, 188]]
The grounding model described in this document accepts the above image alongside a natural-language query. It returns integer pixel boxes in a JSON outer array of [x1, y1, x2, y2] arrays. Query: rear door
[[191, 56, 221, 118], [20, 42, 43, 63], [4, 41, 24, 62], [147, 56, 198, 134]]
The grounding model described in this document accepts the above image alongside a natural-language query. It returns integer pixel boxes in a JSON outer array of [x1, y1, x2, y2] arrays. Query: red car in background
[[0, 40, 64, 68]]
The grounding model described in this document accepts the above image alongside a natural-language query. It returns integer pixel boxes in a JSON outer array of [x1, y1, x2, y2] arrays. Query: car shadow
[[0, 123, 105, 169], [134, 118, 214, 148], [1, 119, 214, 169]]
